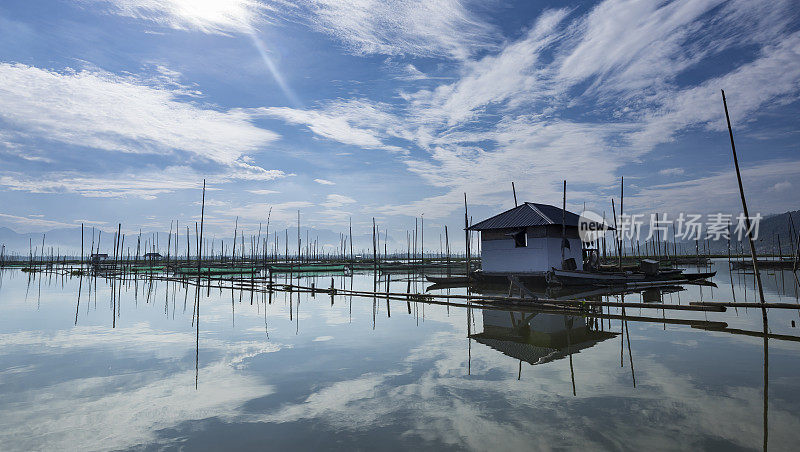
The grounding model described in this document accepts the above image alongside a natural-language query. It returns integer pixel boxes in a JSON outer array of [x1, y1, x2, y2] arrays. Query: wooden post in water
[[232, 217, 238, 264], [349, 217, 354, 262], [372, 217, 377, 274], [297, 210, 301, 263], [612, 199, 621, 269], [722, 89, 765, 303], [421, 214, 424, 269], [445, 225, 451, 277]]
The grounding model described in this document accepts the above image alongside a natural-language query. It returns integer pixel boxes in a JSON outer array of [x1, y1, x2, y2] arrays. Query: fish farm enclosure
[[0, 254, 799, 450]]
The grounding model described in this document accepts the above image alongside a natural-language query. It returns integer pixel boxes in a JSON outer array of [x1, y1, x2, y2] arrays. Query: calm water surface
[[1, 260, 799, 451]]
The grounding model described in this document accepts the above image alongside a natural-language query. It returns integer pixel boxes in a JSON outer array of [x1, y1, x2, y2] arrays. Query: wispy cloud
[[321, 194, 356, 208], [0, 212, 74, 229], [313, 178, 335, 185], [259, 99, 408, 153], [770, 180, 792, 192], [87, 0, 276, 35], [91, 0, 497, 59], [626, 159, 800, 215], [0, 63, 279, 165], [225, 201, 314, 224], [0, 165, 285, 200], [263, 0, 800, 220], [658, 168, 685, 176], [299, 0, 499, 59]]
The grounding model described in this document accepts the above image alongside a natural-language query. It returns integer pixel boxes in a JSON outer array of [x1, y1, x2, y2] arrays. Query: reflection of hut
[[471, 310, 617, 365], [468, 203, 608, 279]]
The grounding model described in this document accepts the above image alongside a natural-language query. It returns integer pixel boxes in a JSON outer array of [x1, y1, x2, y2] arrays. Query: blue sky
[[0, 0, 799, 250]]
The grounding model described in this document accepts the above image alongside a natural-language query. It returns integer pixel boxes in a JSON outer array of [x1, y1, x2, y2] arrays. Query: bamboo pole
[[512, 181, 517, 207], [722, 90, 765, 304], [561, 180, 566, 268], [464, 193, 470, 279]]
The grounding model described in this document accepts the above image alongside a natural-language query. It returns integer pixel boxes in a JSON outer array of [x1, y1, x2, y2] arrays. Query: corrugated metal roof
[[468, 202, 610, 231]]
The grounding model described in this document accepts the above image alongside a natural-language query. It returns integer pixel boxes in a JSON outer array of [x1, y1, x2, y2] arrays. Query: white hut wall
[[480, 226, 583, 273]]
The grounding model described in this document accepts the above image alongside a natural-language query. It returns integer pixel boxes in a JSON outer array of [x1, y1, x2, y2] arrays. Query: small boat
[[550, 268, 716, 287], [548, 269, 646, 286], [425, 275, 470, 284], [683, 271, 716, 281]]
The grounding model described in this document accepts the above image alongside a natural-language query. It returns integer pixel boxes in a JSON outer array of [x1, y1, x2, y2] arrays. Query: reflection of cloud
[[2, 274, 799, 450], [249, 324, 800, 450], [0, 362, 275, 451], [0, 323, 282, 451]]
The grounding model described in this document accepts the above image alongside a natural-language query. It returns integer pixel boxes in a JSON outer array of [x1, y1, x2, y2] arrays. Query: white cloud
[[557, 0, 723, 92], [0, 165, 286, 200], [259, 99, 409, 153], [87, 0, 276, 35], [0, 63, 279, 165], [0, 212, 74, 229], [313, 178, 335, 185], [626, 159, 800, 215], [658, 168, 685, 176], [263, 106, 382, 148], [322, 194, 356, 208], [301, 0, 498, 59], [631, 29, 800, 151], [91, 0, 497, 59], [248, 189, 280, 195], [770, 180, 792, 192], [225, 201, 314, 223]]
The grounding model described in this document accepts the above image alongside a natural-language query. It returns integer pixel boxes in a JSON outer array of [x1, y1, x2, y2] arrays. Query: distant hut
[[468, 203, 606, 277], [90, 253, 108, 264], [144, 252, 162, 261]]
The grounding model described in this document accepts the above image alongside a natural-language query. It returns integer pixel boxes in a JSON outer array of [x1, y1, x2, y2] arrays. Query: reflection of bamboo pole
[[195, 180, 205, 390], [625, 307, 636, 387], [565, 315, 576, 396]]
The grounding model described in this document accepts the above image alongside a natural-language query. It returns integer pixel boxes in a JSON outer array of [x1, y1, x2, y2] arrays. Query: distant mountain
[[0, 225, 394, 258], [0, 226, 87, 257], [749, 210, 800, 255], [697, 210, 800, 255]]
